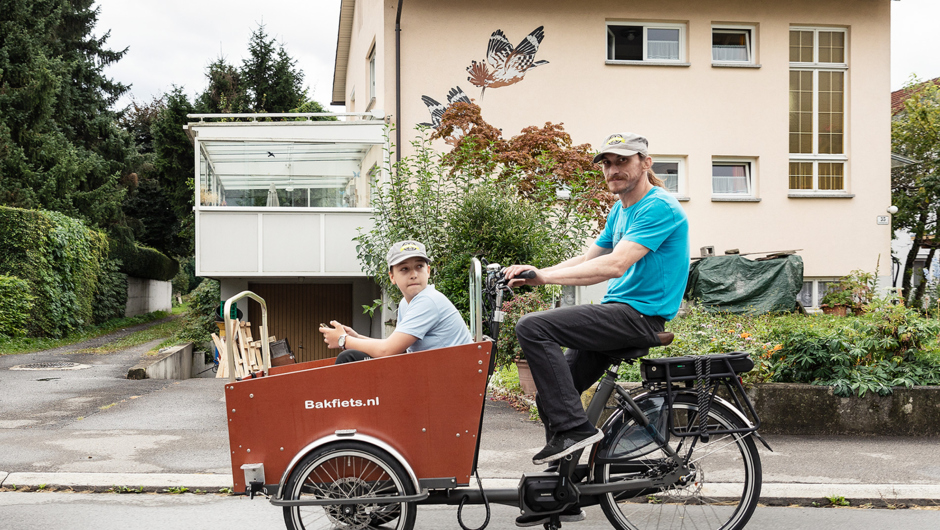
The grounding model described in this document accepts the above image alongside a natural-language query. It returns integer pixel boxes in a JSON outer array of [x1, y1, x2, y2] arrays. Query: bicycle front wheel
[[592, 393, 761, 530], [282, 441, 417, 530]]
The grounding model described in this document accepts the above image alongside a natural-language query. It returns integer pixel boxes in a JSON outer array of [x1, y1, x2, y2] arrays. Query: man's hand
[[503, 264, 545, 288], [319, 320, 351, 349]]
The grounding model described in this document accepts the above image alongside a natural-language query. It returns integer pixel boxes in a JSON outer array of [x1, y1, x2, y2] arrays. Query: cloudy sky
[[96, 0, 343, 110], [96, 0, 940, 110]]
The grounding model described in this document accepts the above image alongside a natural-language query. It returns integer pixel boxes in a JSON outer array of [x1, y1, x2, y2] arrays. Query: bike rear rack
[[641, 352, 761, 438]]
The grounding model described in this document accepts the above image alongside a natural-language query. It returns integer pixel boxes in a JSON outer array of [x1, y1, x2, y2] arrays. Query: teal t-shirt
[[396, 285, 473, 353], [596, 187, 690, 319]]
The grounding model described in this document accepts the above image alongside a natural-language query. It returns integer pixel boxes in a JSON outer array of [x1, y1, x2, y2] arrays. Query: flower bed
[[621, 298, 940, 397]]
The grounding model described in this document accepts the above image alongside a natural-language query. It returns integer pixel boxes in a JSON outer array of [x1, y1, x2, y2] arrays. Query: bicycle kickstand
[[543, 514, 562, 530]]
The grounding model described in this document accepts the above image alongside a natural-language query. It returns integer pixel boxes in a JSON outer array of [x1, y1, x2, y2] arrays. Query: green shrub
[[819, 269, 875, 309], [356, 128, 592, 316], [495, 292, 553, 366], [492, 363, 523, 394], [636, 299, 940, 396], [436, 183, 565, 318], [172, 279, 221, 344], [0, 276, 34, 337], [93, 258, 128, 324], [110, 239, 179, 281], [0, 207, 109, 337], [765, 298, 940, 396], [173, 257, 202, 295]]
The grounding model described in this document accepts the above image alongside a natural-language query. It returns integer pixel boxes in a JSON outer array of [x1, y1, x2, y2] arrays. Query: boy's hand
[[319, 321, 349, 349]]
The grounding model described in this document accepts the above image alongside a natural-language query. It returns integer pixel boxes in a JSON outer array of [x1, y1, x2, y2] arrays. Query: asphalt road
[[1, 491, 939, 530], [2, 324, 940, 530]]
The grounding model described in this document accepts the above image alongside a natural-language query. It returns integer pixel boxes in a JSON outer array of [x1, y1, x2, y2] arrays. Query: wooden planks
[[213, 322, 276, 379]]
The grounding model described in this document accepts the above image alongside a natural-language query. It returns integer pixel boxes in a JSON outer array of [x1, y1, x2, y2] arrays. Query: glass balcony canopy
[[188, 114, 386, 209]]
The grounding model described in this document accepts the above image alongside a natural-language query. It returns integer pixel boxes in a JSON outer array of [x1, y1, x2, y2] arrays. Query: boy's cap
[[593, 132, 649, 163], [387, 240, 431, 267]]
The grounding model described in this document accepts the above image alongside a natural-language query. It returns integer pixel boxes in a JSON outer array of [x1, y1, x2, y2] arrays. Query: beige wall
[[345, 0, 387, 114], [347, 0, 892, 278]]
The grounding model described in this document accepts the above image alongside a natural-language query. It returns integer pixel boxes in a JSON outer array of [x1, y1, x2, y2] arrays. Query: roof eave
[[331, 0, 356, 107]]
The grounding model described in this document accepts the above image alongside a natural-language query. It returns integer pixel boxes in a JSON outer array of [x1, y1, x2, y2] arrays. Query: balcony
[[186, 113, 386, 278]]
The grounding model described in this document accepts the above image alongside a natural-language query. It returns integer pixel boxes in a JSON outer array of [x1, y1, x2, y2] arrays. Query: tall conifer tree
[[0, 0, 134, 232]]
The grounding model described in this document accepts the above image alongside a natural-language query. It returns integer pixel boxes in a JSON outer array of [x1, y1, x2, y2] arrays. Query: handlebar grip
[[517, 270, 537, 279]]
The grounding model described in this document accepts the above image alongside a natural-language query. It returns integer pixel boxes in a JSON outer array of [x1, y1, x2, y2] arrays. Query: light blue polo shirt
[[596, 187, 690, 320], [396, 285, 473, 352]]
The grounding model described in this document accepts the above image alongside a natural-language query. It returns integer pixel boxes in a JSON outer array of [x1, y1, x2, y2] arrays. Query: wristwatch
[[338, 334, 347, 350]]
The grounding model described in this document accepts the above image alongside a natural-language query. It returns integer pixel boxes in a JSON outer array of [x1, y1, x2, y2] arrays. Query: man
[[504, 132, 689, 525], [321, 240, 472, 361]]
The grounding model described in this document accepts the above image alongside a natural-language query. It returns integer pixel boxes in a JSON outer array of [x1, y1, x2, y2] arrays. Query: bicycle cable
[[456, 470, 491, 530]]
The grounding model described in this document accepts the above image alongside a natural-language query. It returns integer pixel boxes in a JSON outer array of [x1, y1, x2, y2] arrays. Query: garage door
[[247, 283, 352, 363]]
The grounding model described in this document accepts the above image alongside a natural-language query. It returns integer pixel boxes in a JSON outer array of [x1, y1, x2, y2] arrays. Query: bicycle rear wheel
[[282, 441, 417, 530], [592, 393, 761, 530]]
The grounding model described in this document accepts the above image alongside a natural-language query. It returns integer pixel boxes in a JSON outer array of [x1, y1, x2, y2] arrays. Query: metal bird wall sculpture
[[418, 86, 473, 145], [466, 26, 549, 98]]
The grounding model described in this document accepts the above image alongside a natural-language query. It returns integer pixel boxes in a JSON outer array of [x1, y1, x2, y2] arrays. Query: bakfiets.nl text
[[305, 397, 379, 409]]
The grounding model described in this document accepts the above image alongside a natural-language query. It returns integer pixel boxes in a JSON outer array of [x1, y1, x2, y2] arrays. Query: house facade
[[335, 0, 894, 308], [189, 0, 895, 361]]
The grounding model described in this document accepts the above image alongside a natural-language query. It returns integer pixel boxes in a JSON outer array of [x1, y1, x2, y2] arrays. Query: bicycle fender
[[592, 388, 758, 468], [273, 432, 422, 502]]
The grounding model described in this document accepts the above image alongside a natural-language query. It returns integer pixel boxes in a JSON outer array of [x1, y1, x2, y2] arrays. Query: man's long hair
[[638, 154, 666, 188]]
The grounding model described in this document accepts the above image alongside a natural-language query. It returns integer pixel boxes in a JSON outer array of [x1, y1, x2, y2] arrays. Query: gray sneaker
[[532, 428, 604, 465]]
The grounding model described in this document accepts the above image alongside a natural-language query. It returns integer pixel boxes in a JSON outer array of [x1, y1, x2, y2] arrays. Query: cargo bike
[[222, 258, 769, 530]]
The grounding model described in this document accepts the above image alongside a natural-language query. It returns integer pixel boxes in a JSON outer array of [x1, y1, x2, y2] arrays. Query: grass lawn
[[0, 303, 189, 356]]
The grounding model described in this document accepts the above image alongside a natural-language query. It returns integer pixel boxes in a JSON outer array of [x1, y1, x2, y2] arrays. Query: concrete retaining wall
[[126, 343, 218, 380], [127, 343, 193, 380], [583, 382, 940, 436], [747, 383, 940, 436], [125, 277, 172, 317]]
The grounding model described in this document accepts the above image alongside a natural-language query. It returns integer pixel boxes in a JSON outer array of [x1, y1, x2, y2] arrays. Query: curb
[[3, 473, 937, 507], [0, 472, 231, 493]]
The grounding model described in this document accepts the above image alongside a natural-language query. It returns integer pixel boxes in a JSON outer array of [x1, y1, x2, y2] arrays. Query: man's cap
[[387, 240, 432, 267], [593, 132, 649, 163]]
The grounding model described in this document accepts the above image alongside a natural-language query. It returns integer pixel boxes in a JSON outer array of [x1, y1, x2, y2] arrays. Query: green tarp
[[685, 255, 804, 314]]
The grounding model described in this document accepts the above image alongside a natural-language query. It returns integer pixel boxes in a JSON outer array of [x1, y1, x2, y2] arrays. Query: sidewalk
[[1, 341, 938, 507]]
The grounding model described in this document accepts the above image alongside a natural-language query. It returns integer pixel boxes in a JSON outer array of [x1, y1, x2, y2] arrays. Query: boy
[[321, 240, 473, 362]]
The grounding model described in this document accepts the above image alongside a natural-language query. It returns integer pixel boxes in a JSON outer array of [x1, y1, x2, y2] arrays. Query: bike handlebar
[[515, 270, 537, 279]]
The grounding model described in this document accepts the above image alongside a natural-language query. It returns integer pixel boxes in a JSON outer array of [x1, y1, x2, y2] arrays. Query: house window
[[712, 27, 754, 64], [712, 161, 753, 196], [789, 28, 847, 192], [366, 44, 375, 112], [799, 279, 839, 308], [652, 158, 683, 196], [368, 48, 376, 102], [607, 23, 686, 62]]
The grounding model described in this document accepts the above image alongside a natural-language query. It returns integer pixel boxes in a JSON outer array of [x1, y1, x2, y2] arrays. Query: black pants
[[334, 349, 372, 364], [515, 303, 665, 437]]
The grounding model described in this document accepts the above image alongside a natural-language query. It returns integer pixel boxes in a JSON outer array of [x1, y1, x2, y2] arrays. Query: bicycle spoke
[[285, 447, 415, 530], [595, 396, 760, 530]]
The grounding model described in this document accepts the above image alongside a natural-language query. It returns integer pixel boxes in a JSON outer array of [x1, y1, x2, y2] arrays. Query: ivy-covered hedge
[[0, 207, 110, 337], [0, 276, 34, 337], [110, 239, 180, 281], [93, 258, 128, 324]]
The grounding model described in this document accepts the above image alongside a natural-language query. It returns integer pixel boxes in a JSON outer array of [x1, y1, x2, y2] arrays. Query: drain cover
[[10, 361, 89, 371]]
